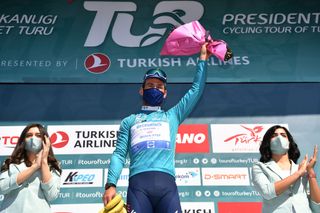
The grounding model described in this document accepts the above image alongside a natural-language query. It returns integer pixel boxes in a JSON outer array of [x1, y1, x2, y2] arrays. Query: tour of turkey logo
[[50, 131, 69, 148], [210, 124, 288, 153], [84, 53, 111, 74], [224, 125, 264, 145]]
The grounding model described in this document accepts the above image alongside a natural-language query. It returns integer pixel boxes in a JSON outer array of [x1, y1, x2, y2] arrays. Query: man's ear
[[163, 89, 167, 98], [139, 87, 144, 96]]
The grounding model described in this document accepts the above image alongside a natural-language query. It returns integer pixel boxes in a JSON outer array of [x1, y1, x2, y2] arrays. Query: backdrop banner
[[0, 118, 319, 213], [1, 81, 320, 212], [0, 0, 319, 83]]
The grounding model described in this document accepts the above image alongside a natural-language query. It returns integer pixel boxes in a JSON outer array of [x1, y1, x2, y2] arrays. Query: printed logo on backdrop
[[104, 169, 129, 187], [47, 125, 119, 154], [175, 168, 201, 186], [0, 126, 26, 156], [218, 202, 262, 213], [181, 202, 215, 213], [0, 1, 204, 47], [210, 124, 289, 153], [222, 12, 320, 35], [202, 167, 250, 186], [176, 124, 209, 153], [61, 169, 103, 188], [50, 131, 69, 148], [84, 1, 204, 47], [1, 1, 319, 83], [84, 53, 111, 74]]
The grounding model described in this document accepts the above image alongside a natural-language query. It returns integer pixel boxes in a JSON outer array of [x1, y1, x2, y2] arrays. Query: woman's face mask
[[25, 136, 43, 153], [270, 135, 289, 155]]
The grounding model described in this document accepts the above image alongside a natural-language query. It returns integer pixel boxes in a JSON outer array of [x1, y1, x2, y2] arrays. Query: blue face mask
[[25, 137, 43, 153], [270, 136, 289, 155], [143, 88, 164, 106]]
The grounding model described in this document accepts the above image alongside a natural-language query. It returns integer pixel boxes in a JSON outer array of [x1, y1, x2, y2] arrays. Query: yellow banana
[[108, 199, 124, 213], [98, 207, 105, 213], [120, 207, 127, 213], [105, 194, 122, 211]]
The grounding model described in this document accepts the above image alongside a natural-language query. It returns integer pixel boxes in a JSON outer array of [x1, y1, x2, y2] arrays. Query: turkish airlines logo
[[47, 125, 119, 155], [176, 124, 209, 153], [84, 53, 111, 74], [83, 1, 204, 47], [50, 131, 69, 148]]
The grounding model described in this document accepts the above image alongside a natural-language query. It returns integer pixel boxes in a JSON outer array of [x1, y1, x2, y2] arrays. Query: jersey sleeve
[[107, 116, 132, 185], [169, 60, 207, 123]]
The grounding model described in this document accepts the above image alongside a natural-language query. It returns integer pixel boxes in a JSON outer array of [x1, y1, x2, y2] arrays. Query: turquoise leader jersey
[[107, 60, 207, 185]]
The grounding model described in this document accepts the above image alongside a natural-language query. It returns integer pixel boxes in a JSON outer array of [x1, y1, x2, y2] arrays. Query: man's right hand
[[103, 186, 117, 206]]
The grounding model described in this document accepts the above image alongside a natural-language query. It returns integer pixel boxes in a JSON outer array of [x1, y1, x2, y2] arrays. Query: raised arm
[[170, 43, 210, 123], [307, 145, 320, 203]]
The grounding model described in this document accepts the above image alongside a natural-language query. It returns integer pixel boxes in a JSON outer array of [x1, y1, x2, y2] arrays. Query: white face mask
[[270, 135, 289, 154], [25, 137, 43, 153]]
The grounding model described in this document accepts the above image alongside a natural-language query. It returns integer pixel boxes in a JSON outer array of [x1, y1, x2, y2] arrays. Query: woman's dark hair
[[1, 123, 62, 174], [259, 125, 300, 163]]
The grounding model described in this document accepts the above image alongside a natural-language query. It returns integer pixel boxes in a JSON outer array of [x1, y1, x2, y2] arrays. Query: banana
[[105, 194, 122, 211], [98, 208, 106, 213], [120, 207, 127, 213], [108, 199, 124, 213]]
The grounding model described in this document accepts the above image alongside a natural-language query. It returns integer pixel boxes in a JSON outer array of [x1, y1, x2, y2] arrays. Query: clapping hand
[[298, 154, 308, 177], [41, 136, 51, 164], [307, 145, 318, 176]]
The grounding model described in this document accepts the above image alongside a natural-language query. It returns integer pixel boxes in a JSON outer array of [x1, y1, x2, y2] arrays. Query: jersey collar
[[141, 105, 161, 112]]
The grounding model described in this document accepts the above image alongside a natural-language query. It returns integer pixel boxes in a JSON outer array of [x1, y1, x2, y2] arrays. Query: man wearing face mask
[[102, 44, 211, 213], [0, 123, 61, 213], [252, 125, 320, 213]]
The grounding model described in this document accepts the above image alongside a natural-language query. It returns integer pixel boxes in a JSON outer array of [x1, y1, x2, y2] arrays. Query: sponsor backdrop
[[1, 83, 320, 213], [1, 0, 320, 213], [0, 0, 319, 83]]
